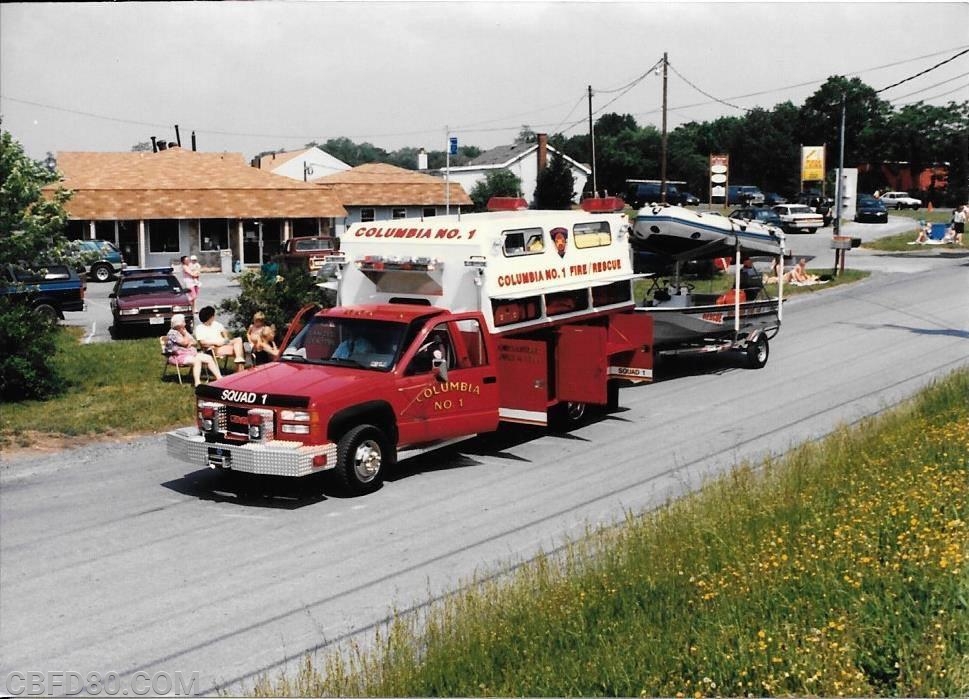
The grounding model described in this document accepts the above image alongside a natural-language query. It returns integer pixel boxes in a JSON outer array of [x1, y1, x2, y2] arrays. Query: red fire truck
[[166, 203, 653, 494]]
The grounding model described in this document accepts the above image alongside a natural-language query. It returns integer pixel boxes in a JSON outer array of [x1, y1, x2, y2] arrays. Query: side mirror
[[108, 292, 116, 298], [432, 352, 448, 382]]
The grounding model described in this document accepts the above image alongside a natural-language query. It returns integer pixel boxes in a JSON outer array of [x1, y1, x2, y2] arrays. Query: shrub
[[217, 266, 330, 341], [0, 295, 64, 401]]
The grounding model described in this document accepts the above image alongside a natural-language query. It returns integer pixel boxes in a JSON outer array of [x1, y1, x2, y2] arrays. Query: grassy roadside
[[0, 329, 205, 451], [861, 208, 967, 252], [251, 369, 969, 698]]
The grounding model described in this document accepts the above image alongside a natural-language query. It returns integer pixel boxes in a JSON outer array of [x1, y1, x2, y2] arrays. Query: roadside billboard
[[801, 146, 825, 183]]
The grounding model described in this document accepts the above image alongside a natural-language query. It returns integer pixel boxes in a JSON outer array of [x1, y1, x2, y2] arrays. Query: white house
[[254, 146, 351, 182], [436, 134, 591, 206]]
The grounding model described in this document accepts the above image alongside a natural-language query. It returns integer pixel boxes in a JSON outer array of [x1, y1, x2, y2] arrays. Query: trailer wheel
[[337, 424, 390, 495], [745, 334, 769, 369]]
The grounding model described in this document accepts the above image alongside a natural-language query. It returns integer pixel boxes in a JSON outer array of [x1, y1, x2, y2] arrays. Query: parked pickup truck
[[274, 236, 339, 272], [0, 263, 86, 321], [772, 204, 824, 234]]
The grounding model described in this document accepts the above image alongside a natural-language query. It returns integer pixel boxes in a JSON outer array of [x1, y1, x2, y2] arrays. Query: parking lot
[[67, 269, 242, 344]]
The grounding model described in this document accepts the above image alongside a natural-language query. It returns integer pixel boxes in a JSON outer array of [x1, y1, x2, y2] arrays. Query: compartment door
[[496, 338, 549, 426], [556, 325, 607, 404]]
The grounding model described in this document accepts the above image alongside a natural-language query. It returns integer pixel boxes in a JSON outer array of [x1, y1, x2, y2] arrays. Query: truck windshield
[[280, 316, 408, 371]]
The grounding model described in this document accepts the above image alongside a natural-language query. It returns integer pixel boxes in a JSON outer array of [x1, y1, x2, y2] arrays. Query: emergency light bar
[[355, 255, 442, 272], [580, 196, 626, 213], [121, 267, 175, 276]]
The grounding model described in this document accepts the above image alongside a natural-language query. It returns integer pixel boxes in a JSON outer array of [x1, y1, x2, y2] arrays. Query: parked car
[[728, 206, 785, 233], [273, 235, 340, 273], [625, 181, 685, 207], [109, 267, 193, 337], [69, 239, 126, 282], [854, 194, 888, 223], [796, 191, 835, 225], [680, 191, 700, 206], [762, 192, 788, 206], [0, 262, 86, 321], [726, 185, 765, 206], [879, 191, 921, 210], [772, 204, 825, 233]]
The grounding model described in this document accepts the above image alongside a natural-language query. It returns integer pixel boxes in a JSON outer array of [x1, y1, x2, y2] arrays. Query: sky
[[1, 2, 967, 163]]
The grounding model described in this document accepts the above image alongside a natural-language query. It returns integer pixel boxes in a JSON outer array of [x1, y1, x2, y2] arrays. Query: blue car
[[854, 194, 888, 223]]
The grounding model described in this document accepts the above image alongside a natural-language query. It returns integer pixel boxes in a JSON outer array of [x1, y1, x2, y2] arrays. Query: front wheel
[[745, 334, 769, 369], [336, 424, 392, 495]]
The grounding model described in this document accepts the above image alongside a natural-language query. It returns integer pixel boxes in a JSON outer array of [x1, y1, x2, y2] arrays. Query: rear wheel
[[91, 263, 113, 282], [33, 303, 59, 324], [336, 424, 391, 495], [745, 334, 769, 369], [550, 401, 588, 432]]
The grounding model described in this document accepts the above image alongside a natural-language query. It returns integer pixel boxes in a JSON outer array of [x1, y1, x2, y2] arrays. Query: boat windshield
[[280, 316, 408, 372]]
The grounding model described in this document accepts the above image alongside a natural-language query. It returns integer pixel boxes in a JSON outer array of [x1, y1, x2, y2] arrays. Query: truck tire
[[549, 401, 587, 432], [336, 424, 391, 495], [91, 263, 113, 282], [33, 303, 59, 324], [745, 334, 769, 369]]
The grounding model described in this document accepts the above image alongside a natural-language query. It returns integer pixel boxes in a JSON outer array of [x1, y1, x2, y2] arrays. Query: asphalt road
[[3, 215, 967, 695]]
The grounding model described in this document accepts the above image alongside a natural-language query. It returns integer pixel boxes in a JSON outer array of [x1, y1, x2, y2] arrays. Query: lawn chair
[[160, 336, 192, 384], [929, 223, 949, 241]]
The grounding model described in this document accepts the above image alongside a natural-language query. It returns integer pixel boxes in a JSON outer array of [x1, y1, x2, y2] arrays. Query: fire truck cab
[[167, 206, 652, 495]]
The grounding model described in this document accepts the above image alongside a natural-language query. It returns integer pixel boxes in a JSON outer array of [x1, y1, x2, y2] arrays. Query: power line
[[875, 47, 969, 93], [667, 61, 749, 112], [899, 82, 969, 106], [889, 71, 969, 101]]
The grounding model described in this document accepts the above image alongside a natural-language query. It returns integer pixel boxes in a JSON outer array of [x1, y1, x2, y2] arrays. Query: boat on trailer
[[632, 205, 787, 368]]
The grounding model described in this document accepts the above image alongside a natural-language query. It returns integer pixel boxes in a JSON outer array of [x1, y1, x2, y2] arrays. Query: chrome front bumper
[[165, 427, 337, 477]]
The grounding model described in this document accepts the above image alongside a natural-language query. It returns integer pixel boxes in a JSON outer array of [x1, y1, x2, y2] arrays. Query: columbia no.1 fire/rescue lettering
[[354, 226, 476, 240], [497, 258, 624, 288]]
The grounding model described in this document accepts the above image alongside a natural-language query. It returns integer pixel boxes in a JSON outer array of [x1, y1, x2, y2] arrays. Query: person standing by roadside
[[181, 255, 200, 315], [952, 205, 965, 245]]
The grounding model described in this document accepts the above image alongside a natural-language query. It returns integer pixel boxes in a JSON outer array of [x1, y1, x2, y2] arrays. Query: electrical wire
[[875, 47, 969, 93], [888, 71, 969, 101], [667, 61, 749, 112]]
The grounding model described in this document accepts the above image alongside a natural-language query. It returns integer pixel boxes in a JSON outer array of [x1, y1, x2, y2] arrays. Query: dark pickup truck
[[274, 236, 339, 272], [1, 263, 86, 320]]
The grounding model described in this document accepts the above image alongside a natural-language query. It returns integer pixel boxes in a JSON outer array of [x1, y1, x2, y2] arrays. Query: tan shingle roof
[[314, 163, 472, 206], [47, 148, 346, 220], [256, 150, 304, 170]]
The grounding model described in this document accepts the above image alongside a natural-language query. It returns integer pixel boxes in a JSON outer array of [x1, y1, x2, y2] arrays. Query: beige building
[[48, 148, 346, 269]]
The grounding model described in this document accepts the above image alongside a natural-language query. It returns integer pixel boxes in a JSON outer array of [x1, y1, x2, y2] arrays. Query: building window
[[360, 208, 376, 222], [422, 207, 437, 218], [292, 218, 321, 237], [392, 208, 407, 219], [200, 218, 230, 251], [66, 220, 87, 240], [148, 219, 179, 253], [94, 220, 116, 242]]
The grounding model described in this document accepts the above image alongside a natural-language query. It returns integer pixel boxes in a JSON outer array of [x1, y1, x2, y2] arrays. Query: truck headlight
[[119, 308, 140, 315], [280, 409, 313, 435]]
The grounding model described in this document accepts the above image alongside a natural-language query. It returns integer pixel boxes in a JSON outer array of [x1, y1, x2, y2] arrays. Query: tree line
[[262, 76, 967, 208]]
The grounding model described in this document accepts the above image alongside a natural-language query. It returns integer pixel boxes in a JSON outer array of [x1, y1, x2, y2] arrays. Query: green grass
[[250, 369, 969, 698], [0, 329, 210, 450]]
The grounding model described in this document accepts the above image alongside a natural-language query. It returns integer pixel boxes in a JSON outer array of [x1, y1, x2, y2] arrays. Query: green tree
[[468, 169, 522, 211], [533, 152, 575, 209], [0, 128, 74, 401]]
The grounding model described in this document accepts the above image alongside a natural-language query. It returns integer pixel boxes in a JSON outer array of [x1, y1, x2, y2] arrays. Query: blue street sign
[[449, 136, 458, 155]]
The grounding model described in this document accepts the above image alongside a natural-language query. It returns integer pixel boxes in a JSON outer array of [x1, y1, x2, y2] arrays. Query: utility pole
[[588, 85, 597, 197], [660, 52, 669, 204]]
